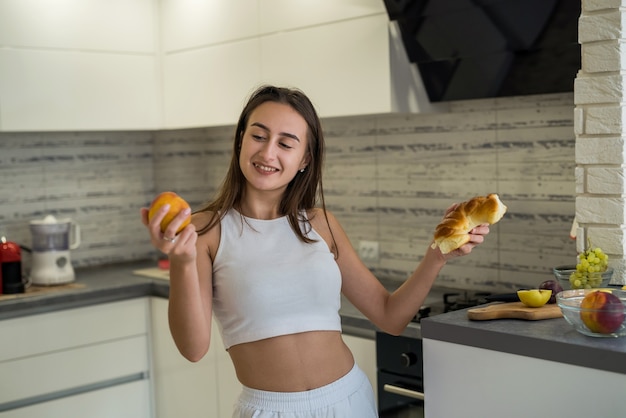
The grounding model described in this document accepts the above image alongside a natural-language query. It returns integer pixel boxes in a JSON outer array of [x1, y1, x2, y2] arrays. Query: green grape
[[569, 245, 609, 289]]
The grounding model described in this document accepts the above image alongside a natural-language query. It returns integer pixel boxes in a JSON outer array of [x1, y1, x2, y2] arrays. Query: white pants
[[232, 363, 378, 418]]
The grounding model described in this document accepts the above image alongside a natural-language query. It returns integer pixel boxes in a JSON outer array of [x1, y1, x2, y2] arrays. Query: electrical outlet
[[358, 240, 379, 262]]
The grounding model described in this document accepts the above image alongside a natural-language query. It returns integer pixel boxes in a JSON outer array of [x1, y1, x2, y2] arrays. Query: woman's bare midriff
[[226, 330, 355, 392]]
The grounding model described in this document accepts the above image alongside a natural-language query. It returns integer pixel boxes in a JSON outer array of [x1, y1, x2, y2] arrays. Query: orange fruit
[[148, 192, 191, 234]]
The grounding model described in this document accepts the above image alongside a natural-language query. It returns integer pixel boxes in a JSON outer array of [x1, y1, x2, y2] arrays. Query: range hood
[[383, 0, 581, 102]]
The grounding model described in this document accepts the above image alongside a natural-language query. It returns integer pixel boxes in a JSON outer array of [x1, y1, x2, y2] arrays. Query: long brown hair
[[195, 85, 334, 248]]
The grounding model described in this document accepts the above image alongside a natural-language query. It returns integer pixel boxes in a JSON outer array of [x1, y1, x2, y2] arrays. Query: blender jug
[[29, 215, 80, 285]]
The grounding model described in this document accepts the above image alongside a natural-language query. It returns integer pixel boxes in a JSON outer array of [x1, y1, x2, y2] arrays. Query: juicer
[[29, 215, 81, 285]]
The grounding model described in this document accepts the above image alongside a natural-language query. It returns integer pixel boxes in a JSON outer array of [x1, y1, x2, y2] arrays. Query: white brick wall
[[583, 0, 626, 13], [575, 1, 626, 281]]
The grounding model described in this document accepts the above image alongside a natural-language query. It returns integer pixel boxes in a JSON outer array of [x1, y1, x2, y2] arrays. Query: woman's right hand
[[140, 205, 197, 262]]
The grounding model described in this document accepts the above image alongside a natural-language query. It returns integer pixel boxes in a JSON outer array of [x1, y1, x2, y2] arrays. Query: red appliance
[[0, 239, 24, 294]]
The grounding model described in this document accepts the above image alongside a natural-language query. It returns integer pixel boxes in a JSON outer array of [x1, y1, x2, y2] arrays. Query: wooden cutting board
[[0, 283, 86, 302], [467, 302, 563, 321], [133, 267, 169, 281]]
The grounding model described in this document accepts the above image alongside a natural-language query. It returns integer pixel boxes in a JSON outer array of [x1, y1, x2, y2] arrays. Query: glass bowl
[[556, 289, 626, 338], [553, 266, 613, 290]]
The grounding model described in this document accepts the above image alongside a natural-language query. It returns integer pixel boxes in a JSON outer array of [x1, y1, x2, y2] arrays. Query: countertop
[[421, 306, 626, 375], [0, 260, 421, 340], [5, 261, 626, 374]]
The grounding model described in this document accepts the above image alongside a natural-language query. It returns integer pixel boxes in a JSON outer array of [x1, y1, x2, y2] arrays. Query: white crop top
[[211, 209, 342, 349]]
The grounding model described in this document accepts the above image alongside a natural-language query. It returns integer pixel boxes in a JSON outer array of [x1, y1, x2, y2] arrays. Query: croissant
[[431, 194, 507, 254]]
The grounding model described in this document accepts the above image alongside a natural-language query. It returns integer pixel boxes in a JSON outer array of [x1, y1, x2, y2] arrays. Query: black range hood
[[383, 0, 581, 102]]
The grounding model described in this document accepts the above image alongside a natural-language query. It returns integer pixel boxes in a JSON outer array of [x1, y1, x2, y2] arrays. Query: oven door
[[377, 370, 425, 417], [376, 332, 425, 418]]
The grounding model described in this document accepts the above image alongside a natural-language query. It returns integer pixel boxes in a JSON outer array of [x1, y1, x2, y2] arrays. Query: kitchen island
[[421, 307, 626, 418]]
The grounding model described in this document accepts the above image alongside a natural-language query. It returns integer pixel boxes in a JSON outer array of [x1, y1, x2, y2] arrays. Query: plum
[[538, 279, 563, 304]]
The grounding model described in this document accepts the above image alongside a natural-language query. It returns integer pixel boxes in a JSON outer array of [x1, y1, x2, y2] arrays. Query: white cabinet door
[[343, 334, 377, 401], [215, 334, 241, 417], [0, 299, 152, 418], [151, 297, 241, 418], [0, 298, 149, 361], [161, 0, 259, 52], [0, 380, 151, 418], [423, 338, 626, 418], [260, 14, 393, 118], [0, 49, 160, 131], [0, 0, 155, 52], [0, 0, 160, 132], [259, 0, 385, 34], [0, 336, 148, 404], [162, 38, 261, 129]]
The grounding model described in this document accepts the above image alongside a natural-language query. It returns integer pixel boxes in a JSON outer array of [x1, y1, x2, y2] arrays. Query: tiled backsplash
[[0, 92, 576, 292]]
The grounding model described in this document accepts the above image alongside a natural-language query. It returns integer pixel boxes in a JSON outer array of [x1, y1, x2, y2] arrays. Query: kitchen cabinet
[[258, 0, 385, 34], [0, 381, 150, 418], [161, 0, 259, 52], [0, 0, 160, 131], [423, 338, 626, 418], [342, 334, 378, 402], [161, 0, 384, 52], [150, 297, 240, 418], [161, 1, 415, 127], [161, 38, 262, 129], [163, 13, 404, 128], [1, 0, 421, 131], [260, 14, 394, 119], [0, 49, 160, 131], [0, 299, 152, 417]]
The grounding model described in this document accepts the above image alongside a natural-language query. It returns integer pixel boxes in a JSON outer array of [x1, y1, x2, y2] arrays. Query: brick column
[[575, 0, 626, 283]]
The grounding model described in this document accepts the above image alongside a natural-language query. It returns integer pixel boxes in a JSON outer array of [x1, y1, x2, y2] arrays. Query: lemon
[[517, 289, 552, 308]]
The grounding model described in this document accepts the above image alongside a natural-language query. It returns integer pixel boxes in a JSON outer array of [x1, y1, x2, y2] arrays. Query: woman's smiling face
[[239, 101, 310, 193]]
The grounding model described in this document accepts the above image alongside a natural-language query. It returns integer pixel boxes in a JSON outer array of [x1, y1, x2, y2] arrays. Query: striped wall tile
[[0, 92, 576, 292]]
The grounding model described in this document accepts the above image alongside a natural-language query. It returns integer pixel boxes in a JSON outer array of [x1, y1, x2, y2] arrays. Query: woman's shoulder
[[192, 209, 224, 236], [192, 209, 217, 226], [306, 207, 342, 235], [193, 210, 222, 260], [307, 207, 338, 222]]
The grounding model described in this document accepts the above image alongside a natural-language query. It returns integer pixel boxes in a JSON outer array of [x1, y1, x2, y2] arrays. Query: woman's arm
[[141, 206, 215, 362], [313, 209, 489, 335]]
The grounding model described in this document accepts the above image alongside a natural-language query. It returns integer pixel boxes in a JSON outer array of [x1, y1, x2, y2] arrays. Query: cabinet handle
[[383, 384, 425, 400]]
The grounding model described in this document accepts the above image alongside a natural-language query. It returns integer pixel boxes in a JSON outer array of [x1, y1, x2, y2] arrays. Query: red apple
[[580, 291, 625, 334], [538, 279, 563, 304], [148, 192, 191, 234]]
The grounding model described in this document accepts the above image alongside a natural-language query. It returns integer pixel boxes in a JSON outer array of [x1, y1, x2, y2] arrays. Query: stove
[[411, 288, 493, 322], [377, 287, 492, 417]]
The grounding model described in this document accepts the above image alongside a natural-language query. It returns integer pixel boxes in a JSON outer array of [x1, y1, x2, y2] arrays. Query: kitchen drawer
[[0, 334, 148, 404], [0, 379, 151, 418], [0, 299, 149, 362]]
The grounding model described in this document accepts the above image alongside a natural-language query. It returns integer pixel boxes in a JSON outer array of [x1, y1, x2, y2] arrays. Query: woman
[[141, 85, 490, 417]]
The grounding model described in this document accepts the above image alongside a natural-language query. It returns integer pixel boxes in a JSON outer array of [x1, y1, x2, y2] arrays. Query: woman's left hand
[[441, 223, 490, 260]]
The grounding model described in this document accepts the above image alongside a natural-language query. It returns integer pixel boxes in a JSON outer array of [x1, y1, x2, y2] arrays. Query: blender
[[29, 215, 81, 285]]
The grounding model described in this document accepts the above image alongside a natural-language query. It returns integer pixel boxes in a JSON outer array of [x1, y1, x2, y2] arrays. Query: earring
[[300, 168, 305, 173]]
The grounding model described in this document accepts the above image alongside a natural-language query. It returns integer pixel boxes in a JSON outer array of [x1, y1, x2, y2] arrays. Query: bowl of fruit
[[553, 266, 613, 290], [553, 246, 613, 289], [556, 289, 626, 337]]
